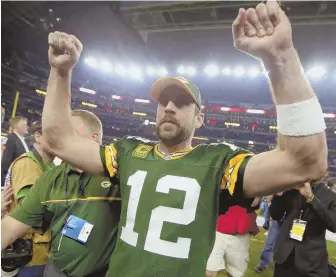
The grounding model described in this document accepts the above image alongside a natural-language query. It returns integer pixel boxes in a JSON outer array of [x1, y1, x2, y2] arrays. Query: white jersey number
[[120, 170, 201, 259]]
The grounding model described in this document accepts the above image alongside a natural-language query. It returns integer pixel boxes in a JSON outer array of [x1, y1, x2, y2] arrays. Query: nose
[[164, 101, 177, 114]]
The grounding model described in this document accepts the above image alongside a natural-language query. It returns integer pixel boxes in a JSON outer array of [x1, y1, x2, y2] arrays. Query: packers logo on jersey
[[132, 144, 153, 159], [101, 181, 112, 188]]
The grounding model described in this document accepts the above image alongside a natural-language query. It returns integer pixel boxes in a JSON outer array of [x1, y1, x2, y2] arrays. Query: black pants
[[274, 252, 304, 277], [274, 251, 329, 277]]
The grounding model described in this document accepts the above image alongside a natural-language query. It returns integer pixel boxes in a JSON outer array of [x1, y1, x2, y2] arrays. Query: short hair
[[327, 178, 336, 188], [29, 120, 42, 134], [72, 109, 103, 135], [9, 116, 27, 128]]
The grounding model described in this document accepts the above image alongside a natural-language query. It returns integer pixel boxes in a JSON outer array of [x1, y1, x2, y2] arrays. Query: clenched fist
[[48, 31, 83, 72], [232, 1, 294, 61]]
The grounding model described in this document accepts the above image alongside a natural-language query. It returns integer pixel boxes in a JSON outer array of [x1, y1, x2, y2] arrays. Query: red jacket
[[217, 205, 259, 235]]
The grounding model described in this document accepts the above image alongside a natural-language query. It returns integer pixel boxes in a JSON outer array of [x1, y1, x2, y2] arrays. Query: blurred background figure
[[2, 120, 54, 277], [328, 178, 336, 193], [206, 196, 260, 277], [254, 193, 284, 273], [1, 103, 6, 124], [270, 183, 336, 277], [1, 116, 29, 186]]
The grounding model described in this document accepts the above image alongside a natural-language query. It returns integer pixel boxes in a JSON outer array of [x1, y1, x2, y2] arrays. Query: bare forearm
[[1, 216, 29, 250], [265, 49, 327, 175], [43, 68, 75, 147], [264, 48, 314, 105]]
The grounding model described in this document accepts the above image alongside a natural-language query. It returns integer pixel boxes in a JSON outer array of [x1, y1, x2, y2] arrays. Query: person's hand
[[48, 32, 83, 72], [296, 183, 313, 200], [1, 186, 14, 218], [232, 1, 294, 62], [251, 197, 261, 208], [276, 192, 284, 196]]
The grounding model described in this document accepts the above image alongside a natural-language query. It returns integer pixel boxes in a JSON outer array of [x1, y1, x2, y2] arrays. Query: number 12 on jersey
[[120, 170, 201, 259]]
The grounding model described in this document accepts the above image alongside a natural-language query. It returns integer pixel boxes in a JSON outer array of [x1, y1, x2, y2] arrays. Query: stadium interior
[[1, 1, 336, 276]]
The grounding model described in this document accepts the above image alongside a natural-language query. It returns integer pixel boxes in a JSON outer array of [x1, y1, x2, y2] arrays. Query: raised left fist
[[232, 1, 294, 61]]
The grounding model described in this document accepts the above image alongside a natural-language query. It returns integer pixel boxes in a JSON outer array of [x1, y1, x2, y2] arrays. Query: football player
[[42, 2, 327, 277]]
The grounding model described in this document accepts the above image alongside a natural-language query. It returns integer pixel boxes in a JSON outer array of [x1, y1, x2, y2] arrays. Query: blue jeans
[[260, 201, 270, 228], [260, 220, 280, 268], [18, 265, 46, 277]]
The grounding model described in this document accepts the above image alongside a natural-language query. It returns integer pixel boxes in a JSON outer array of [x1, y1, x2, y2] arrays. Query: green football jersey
[[101, 136, 252, 277]]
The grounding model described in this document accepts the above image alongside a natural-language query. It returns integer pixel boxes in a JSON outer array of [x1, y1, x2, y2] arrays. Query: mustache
[[159, 116, 179, 126]]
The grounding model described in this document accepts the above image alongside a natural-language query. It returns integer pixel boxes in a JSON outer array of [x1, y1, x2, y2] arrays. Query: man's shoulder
[[39, 163, 67, 181], [197, 141, 250, 157], [12, 155, 36, 171], [7, 132, 18, 139], [115, 136, 156, 151]]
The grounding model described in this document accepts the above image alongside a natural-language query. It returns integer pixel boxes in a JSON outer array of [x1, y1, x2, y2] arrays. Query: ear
[[194, 112, 204, 129], [90, 132, 101, 144]]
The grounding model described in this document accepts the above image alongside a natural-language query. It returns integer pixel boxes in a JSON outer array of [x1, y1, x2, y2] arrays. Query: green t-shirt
[[100, 136, 252, 277], [10, 163, 121, 277]]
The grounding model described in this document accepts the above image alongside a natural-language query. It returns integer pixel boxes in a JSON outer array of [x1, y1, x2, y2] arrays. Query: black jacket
[[1, 132, 27, 185], [270, 184, 336, 277]]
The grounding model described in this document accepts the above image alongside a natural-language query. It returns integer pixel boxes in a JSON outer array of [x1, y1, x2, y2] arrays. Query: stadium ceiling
[[122, 1, 336, 32]]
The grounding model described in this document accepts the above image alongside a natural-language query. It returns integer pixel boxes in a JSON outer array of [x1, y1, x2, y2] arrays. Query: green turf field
[[216, 230, 336, 277]]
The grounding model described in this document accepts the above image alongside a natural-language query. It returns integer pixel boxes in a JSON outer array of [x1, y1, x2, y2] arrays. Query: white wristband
[[276, 96, 326, 136]]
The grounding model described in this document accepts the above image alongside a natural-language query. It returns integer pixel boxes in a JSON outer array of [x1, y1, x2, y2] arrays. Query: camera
[[1, 239, 33, 273]]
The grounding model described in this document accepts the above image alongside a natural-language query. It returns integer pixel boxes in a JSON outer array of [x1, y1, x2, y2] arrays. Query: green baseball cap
[[150, 76, 202, 109]]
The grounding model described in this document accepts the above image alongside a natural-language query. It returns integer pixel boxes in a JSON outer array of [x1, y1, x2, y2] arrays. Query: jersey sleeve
[[220, 148, 252, 196], [11, 158, 42, 201], [10, 176, 45, 228], [100, 142, 120, 178], [100, 136, 154, 178]]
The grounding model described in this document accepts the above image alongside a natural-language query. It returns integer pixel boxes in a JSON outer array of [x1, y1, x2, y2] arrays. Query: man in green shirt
[[2, 110, 121, 277]]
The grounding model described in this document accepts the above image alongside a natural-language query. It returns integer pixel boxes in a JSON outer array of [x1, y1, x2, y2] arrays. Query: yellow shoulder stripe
[[105, 144, 118, 177], [41, 196, 121, 204], [221, 153, 251, 195]]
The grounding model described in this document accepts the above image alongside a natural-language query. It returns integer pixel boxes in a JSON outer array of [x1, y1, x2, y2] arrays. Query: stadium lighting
[[129, 65, 143, 80], [36, 89, 47, 95], [79, 87, 96, 95], [112, 95, 121, 100], [115, 65, 126, 76], [177, 66, 185, 74], [221, 107, 230, 112], [84, 57, 98, 68], [233, 66, 245, 77], [100, 61, 112, 73], [186, 66, 196, 76], [81, 102, 97, 108], [306, 66, 327, 80], [222, 67, 231, 76], [246, 109, 265, 114], [178, 66, 196, 76], [144, 119, 149, 126], [146, 67, 156, 76], [204, 64, 219, 77], [149, 122, 156, 125], [247, 67, 260, 77], [158, 67, 168, 76], [133, 112, 147, 116], [135, 98, 150, 103], [323, 113, 336, 118]]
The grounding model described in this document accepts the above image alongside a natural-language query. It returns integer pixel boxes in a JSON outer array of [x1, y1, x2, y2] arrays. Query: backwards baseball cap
[[150, 76, 202, 109]]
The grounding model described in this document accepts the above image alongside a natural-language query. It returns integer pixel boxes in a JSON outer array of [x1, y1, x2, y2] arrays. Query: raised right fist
[[48, 31, 83, 72]]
